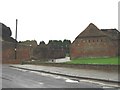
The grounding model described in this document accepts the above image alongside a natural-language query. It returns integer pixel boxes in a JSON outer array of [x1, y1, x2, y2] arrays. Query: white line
[[65, 79, 79, 83], [80, 79, 119, 88], [39, 82, 44, 85]]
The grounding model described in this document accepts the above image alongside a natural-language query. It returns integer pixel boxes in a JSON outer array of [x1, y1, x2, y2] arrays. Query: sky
[[0, 0, 119, 44]]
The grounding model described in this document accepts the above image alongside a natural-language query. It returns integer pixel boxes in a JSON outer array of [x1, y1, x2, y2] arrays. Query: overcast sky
[[0, 0, 119, 44]]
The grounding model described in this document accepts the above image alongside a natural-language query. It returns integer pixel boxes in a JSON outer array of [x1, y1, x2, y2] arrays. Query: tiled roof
[[76, 23, 119, 40], [101, 29, 119, 40]]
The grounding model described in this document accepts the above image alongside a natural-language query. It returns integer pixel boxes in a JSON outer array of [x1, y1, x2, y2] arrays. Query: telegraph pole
[[15, 19, 18, 60]]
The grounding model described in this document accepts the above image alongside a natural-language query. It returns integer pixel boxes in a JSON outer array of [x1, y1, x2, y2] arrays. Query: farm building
[[0, 23, 31, 64], [1, 23, 67, 63], [70, 23, 120, 59]]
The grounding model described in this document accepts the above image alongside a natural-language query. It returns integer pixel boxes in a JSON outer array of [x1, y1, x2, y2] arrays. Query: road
[[1, 65, 118, 89]]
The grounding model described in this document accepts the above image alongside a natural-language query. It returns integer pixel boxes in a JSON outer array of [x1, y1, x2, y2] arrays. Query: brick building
[[1, 23, 31, 64], [1, 23, 66, 63], [70, 23, 120, 59], [2, 41, 31, 64]]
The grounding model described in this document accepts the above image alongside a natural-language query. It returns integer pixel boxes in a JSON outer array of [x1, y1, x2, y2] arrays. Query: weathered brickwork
[[1, 23, 66, 63], [2, 41, 31, 63], [32, 44, 66, 60], [70, 23, 120, 59]]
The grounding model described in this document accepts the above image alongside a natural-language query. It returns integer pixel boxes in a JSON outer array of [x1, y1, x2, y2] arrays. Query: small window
[[101, 39, 102, 42], [97, 40, 98, 42], [93, 40, 94, 42]]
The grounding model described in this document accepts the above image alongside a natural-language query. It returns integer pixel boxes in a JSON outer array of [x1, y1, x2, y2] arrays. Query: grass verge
[[64, 57, 119, 65]]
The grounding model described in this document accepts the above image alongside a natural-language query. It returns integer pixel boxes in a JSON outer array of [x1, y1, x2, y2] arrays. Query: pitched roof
[[101, 29, 119, 40], [76, 23, 119, 40], [76, 23, 106, 38]]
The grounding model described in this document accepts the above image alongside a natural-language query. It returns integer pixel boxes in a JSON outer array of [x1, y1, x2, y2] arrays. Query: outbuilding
[[70, 23, 120, 59]]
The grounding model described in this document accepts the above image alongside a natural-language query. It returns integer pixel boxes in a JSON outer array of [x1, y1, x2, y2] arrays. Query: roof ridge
[[76, 23, 107, 38]]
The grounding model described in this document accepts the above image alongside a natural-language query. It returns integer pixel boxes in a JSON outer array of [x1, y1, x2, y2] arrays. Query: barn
[[70, 23, 120, 59]]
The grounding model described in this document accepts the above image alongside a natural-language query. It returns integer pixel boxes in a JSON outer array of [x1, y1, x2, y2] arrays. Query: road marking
[[102, 86, 113, 88], [80, 79, 120, 88], [29, 71, 69, 80], [11, 67, 69, 80], [39, 82, 44, 85], [65, 79, 79, 83], [29, 71, 40, 73], [11, 67, 119, 88]]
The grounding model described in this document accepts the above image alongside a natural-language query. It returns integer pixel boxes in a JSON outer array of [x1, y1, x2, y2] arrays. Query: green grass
[[65, 57, 119, 65]]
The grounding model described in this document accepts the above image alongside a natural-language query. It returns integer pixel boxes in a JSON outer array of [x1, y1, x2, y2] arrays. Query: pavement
[[10, 64, 119, 83]]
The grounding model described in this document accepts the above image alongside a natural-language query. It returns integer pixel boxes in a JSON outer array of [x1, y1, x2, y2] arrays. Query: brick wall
[[2, 41, 66, 63], [70, 36, 118, 59], [32, 45, 66, 60], [2, 41, 31, 64]]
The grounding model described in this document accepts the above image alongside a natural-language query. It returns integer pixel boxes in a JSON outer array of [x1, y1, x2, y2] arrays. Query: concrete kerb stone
[[9, 65, 120, 84], [24, 63, 118, 72]]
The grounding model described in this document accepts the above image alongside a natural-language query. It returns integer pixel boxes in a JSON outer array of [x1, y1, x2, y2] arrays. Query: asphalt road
[[1, 65, 118, 89]]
